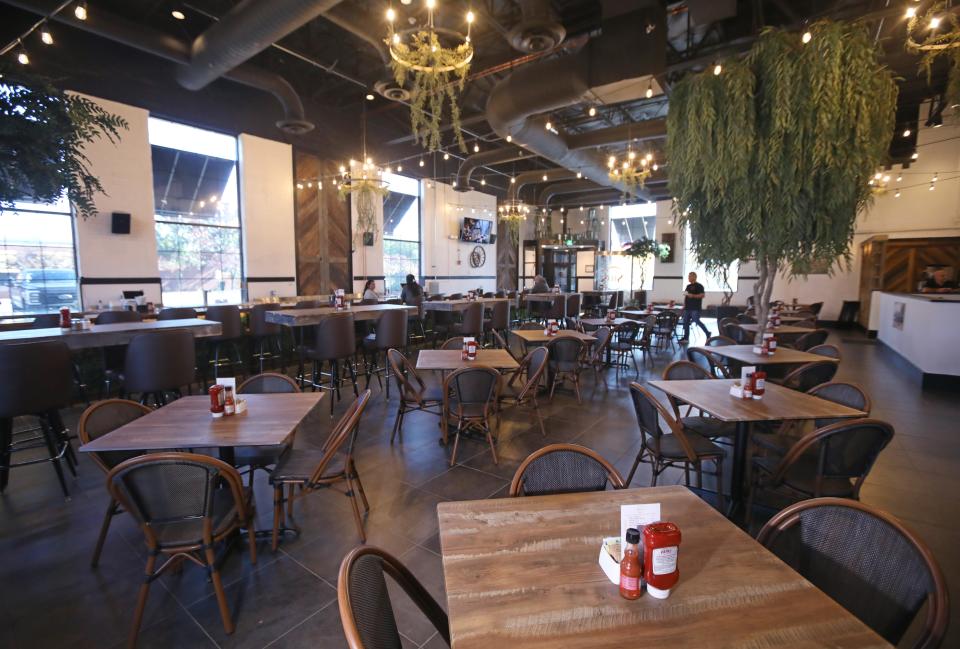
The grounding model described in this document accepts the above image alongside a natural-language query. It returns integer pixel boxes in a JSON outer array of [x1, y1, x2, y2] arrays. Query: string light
[[365, 93, 375, 101], [443, 152, 449, 160], [40, 24, 53, 45], [510, 176, 516, 184], [903, 128, 911, 137], [930, 16, 941, 29], [16, 41, 29, 65], [897, 173, 903, 182], [906, 7, 917, 18], [386, 7, 396, 21], [545, 121, 552, 130], [171, 10, 185, 20], [713, 63, 722, 75], [480, 178, 486, 186], [74, 2, 87, 20], [895, 190, 901, 198], [505, 135, 512, 143], [419, 158, 425, 167], [542, 174, 548, 181], [932, 172, 939, 182], [473, 143, 480, 153], [645, 80, 653, 99], [801, 31, 812, 43], [588, 106, 597, 117]]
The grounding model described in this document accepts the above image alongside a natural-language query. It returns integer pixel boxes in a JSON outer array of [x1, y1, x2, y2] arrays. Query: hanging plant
[[667, 21, 896, 341], [387, 29, 472, 152], [0, 65, 128, 219], [906, 2, 960, 108], [497, 200, 529, 245], [339, 177, 389, 247]]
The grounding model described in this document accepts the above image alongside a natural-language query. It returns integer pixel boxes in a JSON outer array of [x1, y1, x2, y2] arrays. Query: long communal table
[[264, 303, 417, 326], [0, 318, 221, 350]]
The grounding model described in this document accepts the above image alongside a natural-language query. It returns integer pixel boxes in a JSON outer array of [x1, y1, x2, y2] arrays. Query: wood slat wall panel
[[294, 152, 351, 295]]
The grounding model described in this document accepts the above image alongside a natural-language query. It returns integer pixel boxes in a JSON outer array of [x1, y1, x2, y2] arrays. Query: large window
[[381, 173, 420, 294], [684, 224, 738, 292], [149, 118, 242, 307], [604, 202, 657, 292], [0, 196, 79, 315]]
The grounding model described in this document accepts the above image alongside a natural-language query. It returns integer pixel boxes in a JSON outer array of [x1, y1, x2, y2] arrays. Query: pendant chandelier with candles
[[385, 0, 475, 152], [497, 199, 530, 244], [337, 110, 389, 247], [906, 2, 960, 107], [607, 147, 658, 191]]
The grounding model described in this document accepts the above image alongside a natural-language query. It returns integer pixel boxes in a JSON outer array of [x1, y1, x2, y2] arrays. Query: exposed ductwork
[[3, 0, 314, 134], [487, 6, 666, 199], [537, 180, 609, 206], [324, 4, 389, 65], [507, 168, 578, 202], [455, 149, 536, 190], [506, 0, 567, 53], [175, 0, 344, 91]]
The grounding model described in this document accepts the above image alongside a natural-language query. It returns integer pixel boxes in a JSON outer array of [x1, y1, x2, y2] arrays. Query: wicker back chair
[[793, 329, 830, 351], [510, 444, 624, 497], [78, 399, 152, 567], [654, 310, 679, 350], [610, 320, 641, 376], [439, 336, 465, 350], [237, 372, 300, 394], [387, 349, 442, 443], [706, 335, 736, 346], [546, 336, 586, 403], [499, 346, 549, 437], [757, 498, 948, 649], [582, 326, 613, 379], [809, 381, 871, 427], [338, 545, 450, 649], [443, 366, 500, 466], [779, 360, 839, 392], [687, 347, 729, 378], [233, 373, 302, 484]]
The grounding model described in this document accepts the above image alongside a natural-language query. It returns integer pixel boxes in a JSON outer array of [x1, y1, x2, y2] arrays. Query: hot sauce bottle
[[643, 522, 681, 599], [619, 527, 642, 600], [223, 386, 236, 416]]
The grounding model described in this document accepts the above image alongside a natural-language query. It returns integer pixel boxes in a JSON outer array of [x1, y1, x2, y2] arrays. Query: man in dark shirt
[[921, 268, 958, 294], [401, 274, 424, 304], [680, 272, 710, 343]]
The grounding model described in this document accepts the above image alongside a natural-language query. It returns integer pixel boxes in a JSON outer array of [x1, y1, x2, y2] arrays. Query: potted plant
[[623, 237, 670, 306]]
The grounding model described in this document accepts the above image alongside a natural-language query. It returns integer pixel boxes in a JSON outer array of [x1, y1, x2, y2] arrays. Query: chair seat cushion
[[752, 456, 855, 497], [270, 449, 346, 484], [658, 432, 724, 460], [233, 444, 290, 468], [152, 488, 244, 548], [681, 416, 736, 439]]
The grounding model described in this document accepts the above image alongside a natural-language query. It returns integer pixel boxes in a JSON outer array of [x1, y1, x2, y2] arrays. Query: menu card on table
[[621, 503, 661, 558]]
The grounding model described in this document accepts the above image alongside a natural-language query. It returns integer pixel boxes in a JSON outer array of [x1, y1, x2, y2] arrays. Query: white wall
[[238, 134, 297, 299], [422, 181, 498, 294], [72, 94, 161, 306], [350, 181, 385, 296]]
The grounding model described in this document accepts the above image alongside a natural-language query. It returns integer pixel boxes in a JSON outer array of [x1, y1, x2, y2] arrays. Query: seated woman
[[401, 274, 424, 304], [362, 279, 380, 302], [921, 268, 958, 294]]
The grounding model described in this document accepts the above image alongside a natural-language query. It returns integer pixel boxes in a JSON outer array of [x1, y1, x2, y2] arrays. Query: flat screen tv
[[460, 217, 493, 243]]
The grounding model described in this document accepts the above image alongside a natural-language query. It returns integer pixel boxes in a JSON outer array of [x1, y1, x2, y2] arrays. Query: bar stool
[[122, 330, 197, 406], [363, 309, 408, 397], [157, 307, 197, 320], [293, 300, 320, 384], [306, 314, 359, 414], [205, 305, 244, 379], [482, 300, 509, 345], [33, 314, 89, 404], [0, 340, 77, 498], [96, 310, 143, 398], [566, 294, 581, 320], [249, 303, 284, 374], [451, 302, 484, 338]]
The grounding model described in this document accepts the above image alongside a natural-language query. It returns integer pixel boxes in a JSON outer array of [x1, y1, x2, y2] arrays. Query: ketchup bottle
[[643, 522, 681, 599], [753, 368, 766, 399], [619, 527, 642, 600]]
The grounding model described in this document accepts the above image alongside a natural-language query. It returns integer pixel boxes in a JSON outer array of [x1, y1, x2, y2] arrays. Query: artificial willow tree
[[623, 237, 670, 306], [1, 65, 127, 219], [667, 21, 897, 339]]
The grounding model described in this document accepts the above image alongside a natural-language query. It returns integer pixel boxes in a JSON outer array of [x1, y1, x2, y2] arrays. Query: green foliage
[[339, 178, 389, 246], [667, 21, 897, 277], [907, 2, 960, 108], [623, 237, 670, 260], [0, 65, 128, 219], [388, 30, 470, 152]]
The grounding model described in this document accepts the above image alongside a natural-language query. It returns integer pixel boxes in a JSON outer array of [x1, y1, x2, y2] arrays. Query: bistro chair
[[566, 293, 581, 320], [307, 313, 360, 415], [439, 336, 465, 350], [450, 301, 484, 338], [610, 320, 641, 376], [726, 323, 753, 344], [248, 302, 284, 373], [156, 307, 197, 320], [95, 310, 142, 324], [687, 347, 729, 378], [509, 443, 624, 497], [546, 336, 586, 403], [705, 334, 736, 346], [232, 373, 301, 485], [107, 452, 256, 647], [661, 361, 736, 442], [337, 545, 450, 649], [363, 310, 408, 398], [270, 390, 371, 549], [237, 372, 300, 394], [653, 311, 679, 351], [807, 343, 841, 360], [777, 360, 839, 392], [626, 383, 726, 512], [736, 313, 758, 324], [122, 330, 196, 406], [791, 328, 829, 351], [717, 317, 739, 334], [757, 498, 948, 649], [387, 349, 442, 443], [443, 366, 500, 466], [204, 305, 245, 379], [498, 346, 549, 437], [581, 326, 613, 381], [0, 340, 77, 498], [746, 419, 894, 525], [78, 399, 152, 567]]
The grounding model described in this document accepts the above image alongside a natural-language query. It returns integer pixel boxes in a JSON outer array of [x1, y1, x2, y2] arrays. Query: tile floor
[[0, 323, 956, 648]]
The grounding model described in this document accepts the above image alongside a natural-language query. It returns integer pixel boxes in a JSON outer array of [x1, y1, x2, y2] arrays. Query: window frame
[[380, 173, 422, 294]]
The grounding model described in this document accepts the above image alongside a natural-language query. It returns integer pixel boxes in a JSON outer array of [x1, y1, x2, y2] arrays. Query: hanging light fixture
[[16, 41, 29, 65], [498, 198, 529, 243], [74, 2, 88, 20], [40, 23, 53, 45]]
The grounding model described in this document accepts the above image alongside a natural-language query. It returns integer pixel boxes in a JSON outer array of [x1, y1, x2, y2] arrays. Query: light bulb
[[608, 155, 616, 168], [895, 190, 901, 198], [393, 33, 400, 44], [897, 174, 902, 182], [296, 183, 303, 190], [542, 174, 548, 181], [425, 0, 435, 9], [874, 172, 882, 180], [452, 181, 457, 187], [366, 93, 375, 101], [933, 173, 939, 182], [339, 165, 346, 173], [419, 159, 424, 167], [883, 175, 890, 183], [366, 157, 373, 165], [545, 121, 552, 130], [473, 143, 480, 152], [481, 178, 486, 185], [172, 10, 185, 20], [40, 27, 53, 45], [306, 182, 313, 188], [931, 16, 941, 29], [443, 153, 449, 160], [628, 151, 636, 160], [576, 171, 582, 178], [510, 177, 516, 184], [588, 106, 596, 116], [801, 31, 811, 43], [17, 49, 29, 65], [466, 11, 474, 23], [713, 63, 722, 75], [386, 7, 395, 21], [929, 183, 935, 191], [397, 164, 403, 172], [906, 7, 916, 18], [652, 163, 659, 171], [903, 128, 911, 137], [645, 82, 653, 99], [349, 158, 356, 167], [74, 2, 87, 20], [505, 135, 512, 143]]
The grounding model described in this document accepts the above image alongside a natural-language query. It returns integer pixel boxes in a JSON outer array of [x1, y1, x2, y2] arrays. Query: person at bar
[[530, 274, 550, 293], [921, 268, 958, 294], [401, 274, 423, 304], [362, 279, 380, 302], [680, 271, 710, 343]]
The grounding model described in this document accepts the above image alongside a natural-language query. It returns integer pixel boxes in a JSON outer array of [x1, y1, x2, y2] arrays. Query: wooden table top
[[79, 393, 323, 452], [264, 303, 416, 326], [522, 292, 579, 302], [697, 344, 836, 366], [421, 298, 510, 312], [738, 323, 814, 334], [0, 319, 221, 350], [510, 329, 596, 344], [777, 314, 811, 323], [647, 379, 865, 423], [619, 309, 662, 319], [579, 317, 634, 328], [416, 349, 519, 370], [438, 486, 889, 649]]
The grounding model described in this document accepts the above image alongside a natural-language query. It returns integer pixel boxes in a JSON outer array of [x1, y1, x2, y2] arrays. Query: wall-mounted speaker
[[111, 212, 131, 234], [489, 233, 497, 244]]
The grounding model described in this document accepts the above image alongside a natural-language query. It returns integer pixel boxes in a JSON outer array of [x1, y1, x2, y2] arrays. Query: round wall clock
[[469, 245, 486, 268]]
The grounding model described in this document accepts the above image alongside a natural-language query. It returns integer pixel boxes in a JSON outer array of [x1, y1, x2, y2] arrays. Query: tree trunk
[[752, 256, 777, 345]]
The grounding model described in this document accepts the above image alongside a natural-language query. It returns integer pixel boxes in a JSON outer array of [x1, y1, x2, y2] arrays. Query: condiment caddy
[[729, 365, 766, 400], [209, 378, 247, 418], [599, 503, 682, 600], [543, 319, 560, 336]]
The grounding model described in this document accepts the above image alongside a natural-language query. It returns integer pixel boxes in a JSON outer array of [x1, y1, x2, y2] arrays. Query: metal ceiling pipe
[[176, 0, 345, 90], [566, 119, 667, 151], [323, 4, 389, 64], [554, 190, 623, 209], [2, 0, 313, 133], [537, 180, 607, 205], [455, 149, 536, 190], [507, 168, 578, 202]]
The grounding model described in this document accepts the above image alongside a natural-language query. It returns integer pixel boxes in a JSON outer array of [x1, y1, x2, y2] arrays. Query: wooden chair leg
[[205, 545, 235, 635], [271, 485, 283, 552], [127, 552, 157, 649], [91, 499, 119, 567], [532, 400, 546, 437], [351, 461, 370, 512], [345, 474, 367, 542], [715, 458, 725, 514]]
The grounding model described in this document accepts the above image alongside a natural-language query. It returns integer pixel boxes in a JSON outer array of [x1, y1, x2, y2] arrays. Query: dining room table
[[437, 485, 891, 648], [420, 297, 510, 312], [0, 318, 221, 350], [697, 344, 835, 369], [263, 302, 416, 326], [416, 349, 519, 371], [647, 378, 865, 515], [619, 308, 663, 320]]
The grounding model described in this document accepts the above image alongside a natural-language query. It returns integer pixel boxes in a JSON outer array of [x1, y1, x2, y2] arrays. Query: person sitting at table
[[530, 275, 550, 293], [680, 271, 710, 344], [921, 268, 958, 294], [401, 274, 423, 304], [362, 279, 380, 302]]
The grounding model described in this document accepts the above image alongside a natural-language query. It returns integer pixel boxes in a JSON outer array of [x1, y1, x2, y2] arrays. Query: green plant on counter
[[0, 65, 128, 219], [667, 20, 896, 341]]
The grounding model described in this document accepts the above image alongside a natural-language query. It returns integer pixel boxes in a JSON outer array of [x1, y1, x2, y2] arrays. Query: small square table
[[438, 486, 889, 649], [579, 317, 634, 328], [509, 329, 596, 345], [647, 379, 864, 513], [698, 344, 836, 367], [416, 349, 519, 371], [737, 323, 814, 335]]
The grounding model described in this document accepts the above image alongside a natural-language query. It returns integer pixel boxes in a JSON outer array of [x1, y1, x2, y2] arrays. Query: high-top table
[[420, 298, 510, 312], [522, 292, 579, 319], [264, 303, 416, 326], [0, 318, 221, 350], [438, 486, 890, 649]]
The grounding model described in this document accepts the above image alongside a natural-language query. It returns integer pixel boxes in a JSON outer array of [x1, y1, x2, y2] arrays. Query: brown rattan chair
[[686, 347, 730, 378], [77, 398, 152, 567], [757, 498, 948, 649], [107, 452, 257, 647], [443, 366, 500, 466], [269, 390, 372, 549], [497, 346, 549, 437], [490, 329, 522, 373], [661, 360, 736, 442], [237, 372, 300, 394], [791, 328, 829, 351], [807, 343, 841, 360], [509, 443, 625, 496], [439, 336, 465, 350], [705, 334, 736, 346], [777, 359, 839, 392], [233, 373, 302, 484], [546, 336, 586, 403], [337, 545, 450, 649], [387, 349, 442, 443], [626, 382, 725, 512]]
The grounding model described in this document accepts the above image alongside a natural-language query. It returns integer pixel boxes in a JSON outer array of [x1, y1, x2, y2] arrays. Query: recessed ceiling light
[[365, 93, 375, 101], [171, 10, 185, 20]]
